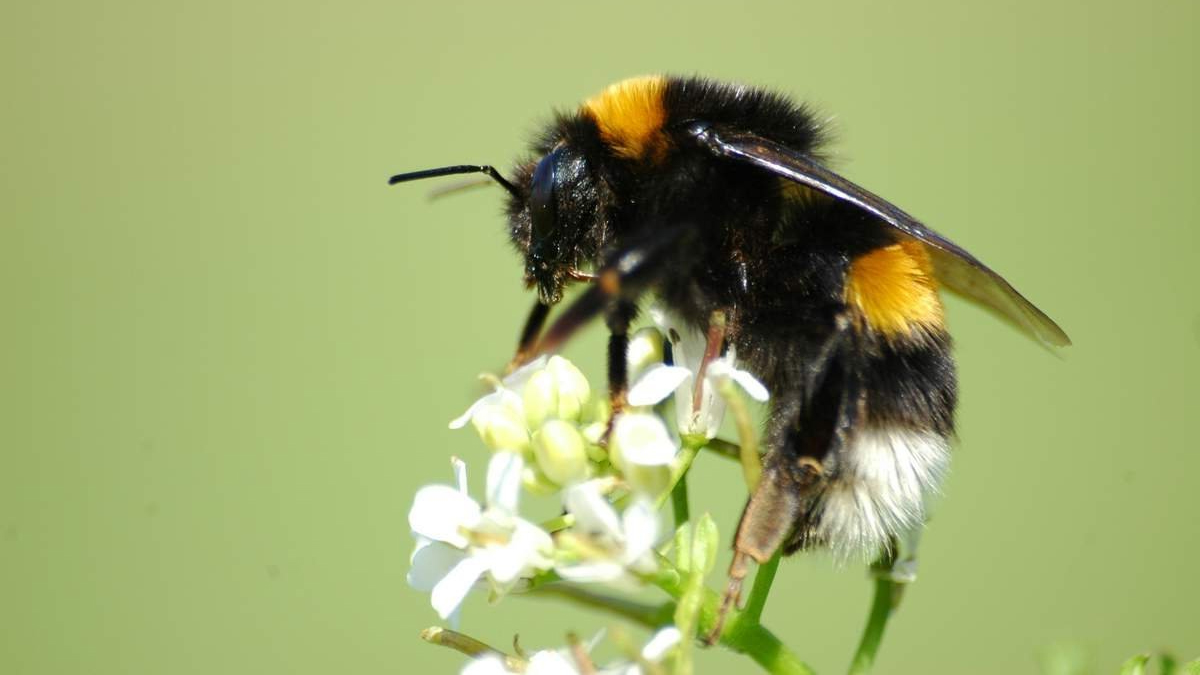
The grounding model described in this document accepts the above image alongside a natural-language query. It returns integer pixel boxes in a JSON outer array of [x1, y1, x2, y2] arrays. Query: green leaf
[[1119, 654, 1150, 675], [1181, 658, 1200, 675], [673, 522, 692, 573], [692, 513, 719, 576]]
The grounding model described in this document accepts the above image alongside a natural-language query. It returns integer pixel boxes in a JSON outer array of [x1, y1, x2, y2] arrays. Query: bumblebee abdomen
[[845, 240, 945, 339], [803, 425, 951, 558]]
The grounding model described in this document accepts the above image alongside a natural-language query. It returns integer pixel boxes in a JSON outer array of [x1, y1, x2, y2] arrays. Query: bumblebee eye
[[529, 147, 564, 246]]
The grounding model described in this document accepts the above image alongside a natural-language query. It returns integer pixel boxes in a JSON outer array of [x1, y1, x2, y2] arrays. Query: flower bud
[[546, 356, 591, 421], [532, 420, 589, 486], [522, 369, 560, 429], [521, 463, 560, 496], [471, 401, 530, 452], [583, 395, 612, 426], [692, 513, 719, 575], [625, 327, 666, 382], [609, 413, 677, 471], [580, 422, 609, 463], [609, 413, 676, 496]]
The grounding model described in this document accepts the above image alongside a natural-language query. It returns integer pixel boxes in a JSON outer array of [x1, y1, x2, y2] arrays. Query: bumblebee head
[[510, 142, 608, 305]]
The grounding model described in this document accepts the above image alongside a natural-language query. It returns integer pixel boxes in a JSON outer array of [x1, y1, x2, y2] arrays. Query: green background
[[3, 0, 1197, 673]]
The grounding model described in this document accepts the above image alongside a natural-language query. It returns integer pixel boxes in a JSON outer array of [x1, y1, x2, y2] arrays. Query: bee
[[390, 75, 1069, 633]]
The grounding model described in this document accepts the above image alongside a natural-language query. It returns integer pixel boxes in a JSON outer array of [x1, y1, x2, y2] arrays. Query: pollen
[[582, 75, 669, 162], [845, 240, 945, 338]]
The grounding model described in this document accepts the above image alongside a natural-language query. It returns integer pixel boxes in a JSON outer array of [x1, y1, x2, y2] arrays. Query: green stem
[[717, 379, 761, 490], [655, 442, 702, 511], [527, 564, 813, 675], [651, 560, 816, 675], [529, 584, 673, 628], [701, 437, 742, 462], [742, 550, 782, 625], [671, 471, 690, 528], [847, 576, 897, 675], [421, 627, 524, 671]]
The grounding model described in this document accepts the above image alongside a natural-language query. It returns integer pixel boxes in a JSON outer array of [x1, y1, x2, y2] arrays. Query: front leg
[[506, 300, 551, 374], [605, 302, 638, 416], [522, 224, 686, 363], [603, 300, 638, 436]]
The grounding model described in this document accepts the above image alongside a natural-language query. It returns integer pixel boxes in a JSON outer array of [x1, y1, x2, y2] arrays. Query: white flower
[[603, 626, 683, 675], [408, 453, 554, 625], [460, 629, 678, 675], [607, 412, 678, 495], [626, 307, 769, 440], [448, 356, 547, 444], [555, 480, 660, 583], [461, 632, 606, 675], [463, 651, 580, 675]]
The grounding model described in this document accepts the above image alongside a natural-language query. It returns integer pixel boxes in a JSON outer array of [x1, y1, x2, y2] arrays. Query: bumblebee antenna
[[388, 165, 520, 199]]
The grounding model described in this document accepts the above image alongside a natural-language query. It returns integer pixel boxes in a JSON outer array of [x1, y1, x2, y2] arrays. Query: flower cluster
[[463, 627, 681, 675], [405, 308, 771, 673]]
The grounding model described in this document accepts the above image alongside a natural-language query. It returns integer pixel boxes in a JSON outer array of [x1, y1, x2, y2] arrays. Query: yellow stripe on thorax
[[582, 75, 669, 162], [844, 240, 945, 338]]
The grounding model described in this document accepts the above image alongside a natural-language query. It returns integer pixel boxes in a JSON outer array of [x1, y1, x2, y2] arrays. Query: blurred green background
[[3, 0, 1197, 673]]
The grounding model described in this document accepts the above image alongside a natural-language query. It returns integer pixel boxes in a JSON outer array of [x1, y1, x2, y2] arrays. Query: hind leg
[[707, 330, 861, 642]]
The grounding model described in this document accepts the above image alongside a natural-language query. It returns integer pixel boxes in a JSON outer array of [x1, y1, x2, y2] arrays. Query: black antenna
[[388, 165, 520, 199]]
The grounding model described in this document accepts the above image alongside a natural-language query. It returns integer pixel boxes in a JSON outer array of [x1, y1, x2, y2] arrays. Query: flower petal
[[486, 451, 525, 515], [555, 561, 626, 583], [620, 498, 659, 562], [489, 518, 553, 584], [564, 481, 622, 540], [452, 457, 469, 494], [449, 397, 487, 430], [409, 484, 481, 547], [526, 650, 581, 675], [708, 360, 770, 402], [408, 539, 467, 591], [612, 413, 678, 466], [626, 365, 692, 407], [641, 626, 682, 661], [505, 355, 549, 389], [462, 655, 516, 675], [431, 555, 488, 620]]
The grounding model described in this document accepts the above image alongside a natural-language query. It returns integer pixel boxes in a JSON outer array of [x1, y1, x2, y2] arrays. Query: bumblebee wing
[[687, 125, 1071, 348]]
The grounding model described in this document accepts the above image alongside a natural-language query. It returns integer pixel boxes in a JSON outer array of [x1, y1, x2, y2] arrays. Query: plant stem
[[671, 471, 690, 528], [847, 576, 897, 675], [742, 550, 782, 625], [701, 437, 742, 462], [652, 560, 816, 675], [717, 380, 762, 491], [421, 627, 524, 670], [655, 442, 701, 511], [529, 583, 673, 628]]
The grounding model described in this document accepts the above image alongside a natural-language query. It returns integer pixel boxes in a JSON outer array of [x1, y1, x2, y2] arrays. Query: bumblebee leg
[[506, 300, 551, 374], [707, 324, 861, 644], [524, 226, 684, 361], [603, 300, 638, 437], [692, 310, 730, 412]]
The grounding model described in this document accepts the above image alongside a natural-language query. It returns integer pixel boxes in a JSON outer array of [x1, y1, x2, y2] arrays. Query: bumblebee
[[390, 75, 1069, 626]]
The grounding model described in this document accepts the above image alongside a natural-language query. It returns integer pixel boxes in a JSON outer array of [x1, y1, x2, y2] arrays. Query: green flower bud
[[622, 463, 671, 496], [532, 420, 589, 485], [692, 513, 719, 575], [546, 356, 591, 421], [521, 463, 560, 496], [583, 395, 612, 425], [471, 403, 530, 452], [522, 369, 560, 429], [625, 327, 665, 381]]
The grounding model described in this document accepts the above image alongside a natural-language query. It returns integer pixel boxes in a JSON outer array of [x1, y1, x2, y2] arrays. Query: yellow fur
[[582, 76, 669, 162], [845, 240, 944, 338]]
